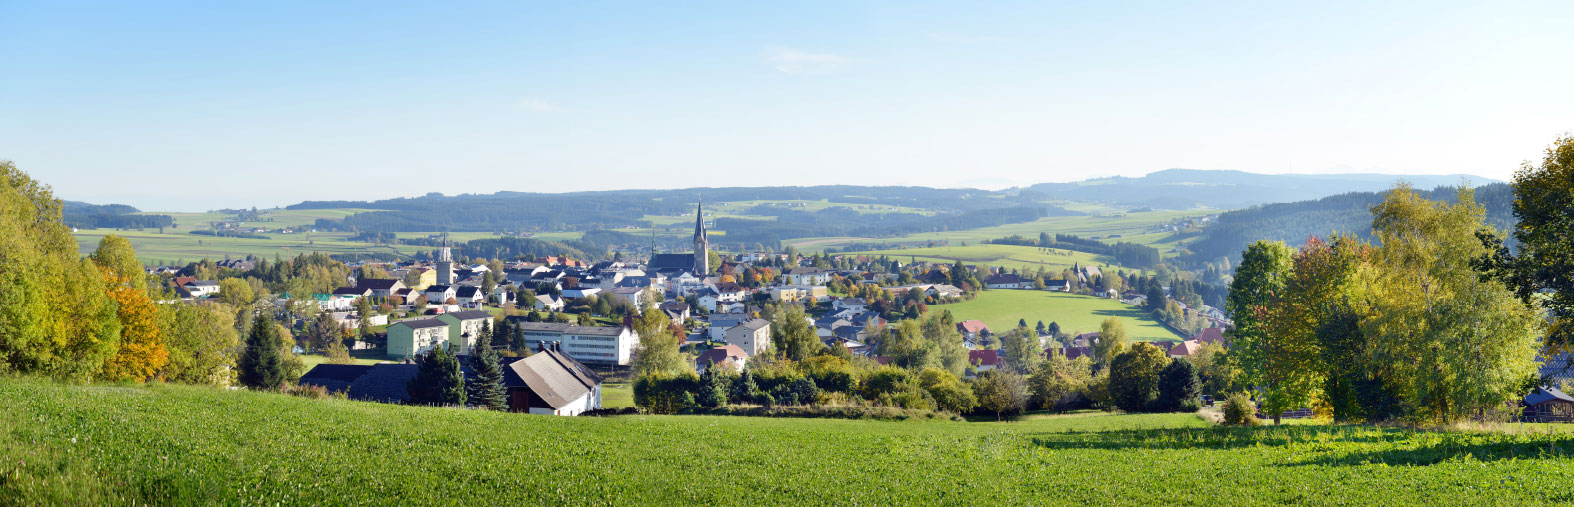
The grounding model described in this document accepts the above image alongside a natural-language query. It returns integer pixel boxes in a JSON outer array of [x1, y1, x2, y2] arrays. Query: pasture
[[840, 244, 1112, 273], [941, 290, 1184, 342], [787, 209, 1213, 254], [6, 378, 1574, 504]]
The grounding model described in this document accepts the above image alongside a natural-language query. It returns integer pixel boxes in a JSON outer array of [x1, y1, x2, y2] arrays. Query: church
[[646, 202, 710, 277]]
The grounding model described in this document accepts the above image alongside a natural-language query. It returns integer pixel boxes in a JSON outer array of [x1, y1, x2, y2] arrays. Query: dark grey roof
[[358, 278, 402, 290], [833, 326, 865, 340], [426, 284, 453, 292], [444, 310, 493, 321], [454, 286, 481, 298], [509, 321, 626, 337], [504, 349, 603, 409], [648, 253, 696, 271], [1525, 386, 1574, 406], [392, 318, 448, 330], [347, 364, 420, 403], [788, 267, 826, 275], [616, 276, 653, 288], [298, 364, 374, 393], [332, 286, 368, 295]]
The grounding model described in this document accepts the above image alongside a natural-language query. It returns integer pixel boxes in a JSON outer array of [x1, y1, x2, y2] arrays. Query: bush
[[1107, 344, 1167, 412], [1222, 393, 1260, 426]]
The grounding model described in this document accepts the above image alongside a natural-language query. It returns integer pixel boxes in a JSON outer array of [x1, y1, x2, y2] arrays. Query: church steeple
[[693, 201, 709, 275]]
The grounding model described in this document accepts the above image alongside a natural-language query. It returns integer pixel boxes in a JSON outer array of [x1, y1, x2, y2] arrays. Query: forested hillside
[[62, 201, 173, 229], [1182, 183, 1514, 264], [1028, 169, 1493, 210]]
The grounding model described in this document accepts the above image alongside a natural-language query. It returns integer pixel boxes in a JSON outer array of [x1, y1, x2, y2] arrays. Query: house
[[407, 268, 437, 291], [931, 284, 964, 298], [770, 285, 829, 303], [1167, 339, 1203, 358], [1522, 386, 1574, 422], [503, 320, 642, 366], [423, 284, 457, 305], [984, 273, 1027, 289], [1043, 279, 1070, 292], [969, 349, 999, 373], [345, 363, 421, 403], [435, 310, 493, 355], [784, 267, 832, 285], [956, 320, 991, 348], [533, 294, 565, 311], [358, 278, 407, 299], [387, 318, 451, 357], [850, 312, 886, 330], [659, 302, 691, 322], [504, 342, 603, 416], [695, 344, 749, 374], [1193, 327, 1228, 346], [561, 287, 601, 300], [183, 280, 221, 298], [607, 286, 648, 308], [297, 364, 373, 394], [453, 286, 484, 306], [832, 297, 869, 314], [332, 286, 372, 301], [723, 319, 772, 356], [712, 282, 749, 303], [708, 314, 750, 341]]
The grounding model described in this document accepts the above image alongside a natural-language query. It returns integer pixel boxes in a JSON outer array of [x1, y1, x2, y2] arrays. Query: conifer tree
[[408, 346, 466, 406], [237, 313, 284, 389], [467, 332, 507, 410]]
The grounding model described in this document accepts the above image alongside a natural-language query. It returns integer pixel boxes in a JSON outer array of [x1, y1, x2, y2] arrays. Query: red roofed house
[[695, 344, 749, 374], [968, 349, 999, 373], [1168, 339, 1203, 358], [956, 320, 991, 349], [1193, 327, 1228, 346]]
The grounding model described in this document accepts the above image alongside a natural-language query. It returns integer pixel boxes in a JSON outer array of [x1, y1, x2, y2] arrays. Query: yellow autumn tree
[[92, 236, 167, 381]]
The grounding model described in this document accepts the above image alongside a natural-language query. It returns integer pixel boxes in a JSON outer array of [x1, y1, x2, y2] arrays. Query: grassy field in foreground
[[6, 378, 1574, 504], [842, 244, 1113, 273], [943, 290, 1185, 342]]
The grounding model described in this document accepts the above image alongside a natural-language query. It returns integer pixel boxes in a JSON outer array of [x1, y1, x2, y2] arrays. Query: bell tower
[[693, 201, 709, 275]]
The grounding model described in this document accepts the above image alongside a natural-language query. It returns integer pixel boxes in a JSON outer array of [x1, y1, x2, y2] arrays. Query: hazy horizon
[[4, 1, 1569, 211]]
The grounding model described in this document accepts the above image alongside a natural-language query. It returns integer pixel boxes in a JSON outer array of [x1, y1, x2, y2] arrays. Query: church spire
[[693, 200, 709, 275]]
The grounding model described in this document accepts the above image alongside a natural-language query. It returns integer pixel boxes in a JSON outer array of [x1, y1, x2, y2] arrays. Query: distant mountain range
[[1027, 169, 1497, 210]]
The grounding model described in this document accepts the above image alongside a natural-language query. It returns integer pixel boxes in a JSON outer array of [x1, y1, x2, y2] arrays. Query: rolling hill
[[1028, 169, 1495, 210]]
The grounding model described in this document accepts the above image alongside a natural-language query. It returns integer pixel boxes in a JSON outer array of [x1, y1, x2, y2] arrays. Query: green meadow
[[942, 290, 1185, 342], [840, 244, 1112, 273], [787, 209, 1213, 253], [6, 377, 1574, 504]]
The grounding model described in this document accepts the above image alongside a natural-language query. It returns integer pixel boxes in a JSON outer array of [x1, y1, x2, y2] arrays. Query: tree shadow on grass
[[1028, 425, 1574, 466]]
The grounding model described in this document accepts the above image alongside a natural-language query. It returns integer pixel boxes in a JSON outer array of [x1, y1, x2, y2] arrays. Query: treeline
[[986, 233, 1162, 268], [717, 205, 1071, 247], [62, 201, 173, 229], [1182, 183, 1514, 265], [1224, 184, 1541, 424], [189, 230, 269, 239]]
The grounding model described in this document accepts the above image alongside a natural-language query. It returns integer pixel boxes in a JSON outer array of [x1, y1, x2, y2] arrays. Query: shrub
[[1107, 343, 1167, 413], [1222, 393, 1260, 426]]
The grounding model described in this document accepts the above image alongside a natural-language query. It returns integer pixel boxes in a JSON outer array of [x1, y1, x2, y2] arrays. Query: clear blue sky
[[3, 1, 1570, 211]]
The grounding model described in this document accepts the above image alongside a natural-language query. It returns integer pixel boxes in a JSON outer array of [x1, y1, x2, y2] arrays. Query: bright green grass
[[601, 383, 634, 408], [6, 378, 1574, 504], [298, 353, 386, 371], [942, 290, 1184, 342], [842, 244, 1111, 273]]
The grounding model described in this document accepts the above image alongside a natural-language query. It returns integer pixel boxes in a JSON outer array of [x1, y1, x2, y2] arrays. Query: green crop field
[[72, 229, 426, 264], [6, 378, 1574, 504], [841, 244, 1113, 273], [941, 290, 1185, 342]]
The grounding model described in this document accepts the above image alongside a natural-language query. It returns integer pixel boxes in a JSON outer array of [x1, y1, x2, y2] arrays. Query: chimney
[[537, 340, 549, 353]]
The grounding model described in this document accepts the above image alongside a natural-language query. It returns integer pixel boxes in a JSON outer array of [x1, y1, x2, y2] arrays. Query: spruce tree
[[237, 313, 284, 389], [408, 346, 467, 406], [466, 332, 508, 411]]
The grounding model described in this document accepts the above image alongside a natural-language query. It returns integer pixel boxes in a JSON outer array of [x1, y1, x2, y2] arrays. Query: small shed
[[1522, 386, 1574, 422]]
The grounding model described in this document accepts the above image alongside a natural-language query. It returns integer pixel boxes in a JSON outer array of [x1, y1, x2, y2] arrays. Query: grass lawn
[[601, 383, 634, 408], [941, 290, 1185, 342], [298, 353, 387, 371], [6, 378, 1574, 504], [842, 244, 1112, 273]]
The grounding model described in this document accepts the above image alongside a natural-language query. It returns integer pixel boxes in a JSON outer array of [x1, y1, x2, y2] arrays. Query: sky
[[3, 1, 1572, 211]]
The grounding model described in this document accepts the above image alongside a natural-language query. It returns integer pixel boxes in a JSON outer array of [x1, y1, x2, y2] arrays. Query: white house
[[784, 267, 832, 285], [506, 320, 642, 366], [183, 280, 221, 298], [424, 284, 457, 304], [533, 294, 565, 311], [505, 344, 603, 416]]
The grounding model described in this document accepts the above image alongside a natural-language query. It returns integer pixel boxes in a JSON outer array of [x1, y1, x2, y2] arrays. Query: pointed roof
[[694, 201, 707, 242]]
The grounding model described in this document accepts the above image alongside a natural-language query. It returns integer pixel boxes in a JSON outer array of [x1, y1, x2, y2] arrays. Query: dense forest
[[1180, 183, 1514, 265], [62, 201, 174, 230]]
